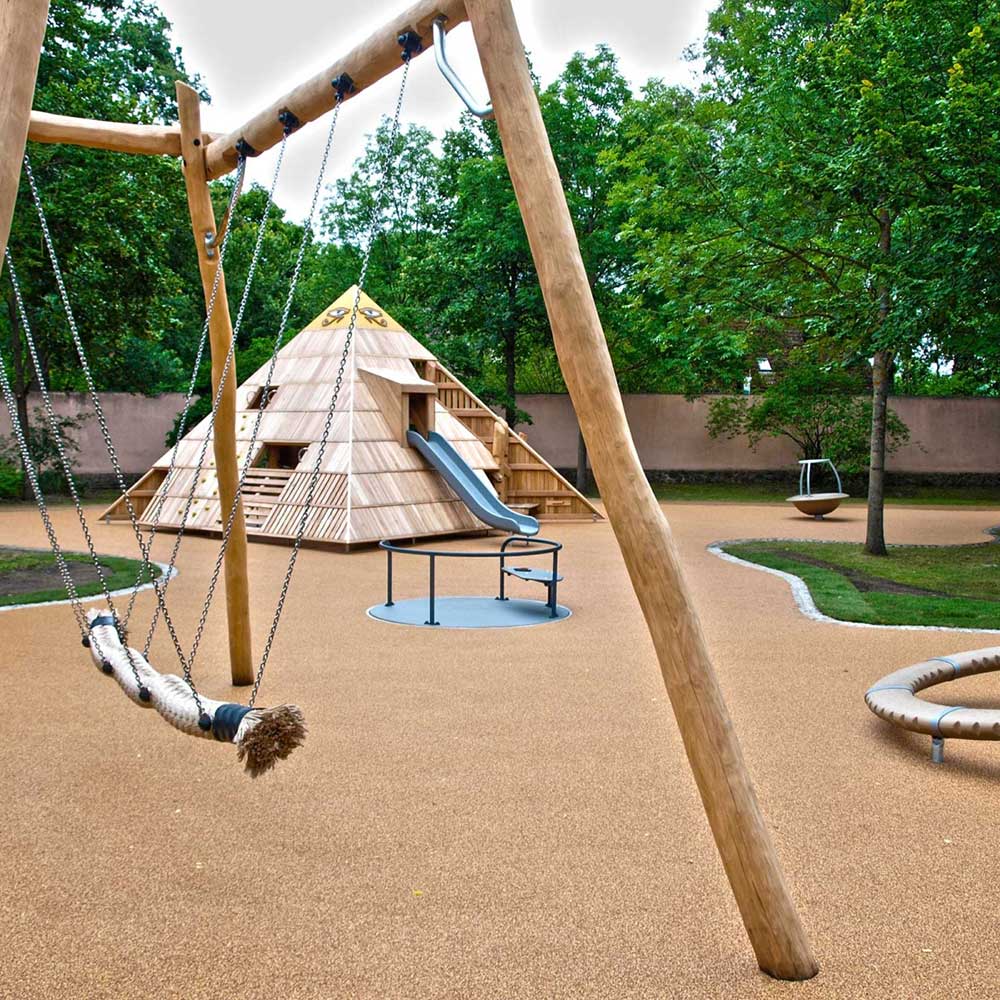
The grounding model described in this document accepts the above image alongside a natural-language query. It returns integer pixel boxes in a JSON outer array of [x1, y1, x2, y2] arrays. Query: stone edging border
[[707, 537, 1000, 636], [0, 561, 176, 614]]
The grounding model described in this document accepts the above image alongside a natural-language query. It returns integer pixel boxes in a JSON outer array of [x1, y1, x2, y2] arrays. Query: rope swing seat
[[86, 610, 305, 776], [2, 35, 420, 776]]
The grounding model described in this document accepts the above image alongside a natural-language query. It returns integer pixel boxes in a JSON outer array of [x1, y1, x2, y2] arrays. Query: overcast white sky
[[157, 0, 716, 220]]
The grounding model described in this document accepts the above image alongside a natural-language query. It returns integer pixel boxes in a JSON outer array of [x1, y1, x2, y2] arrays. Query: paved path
[[0, 501, 997, 999]]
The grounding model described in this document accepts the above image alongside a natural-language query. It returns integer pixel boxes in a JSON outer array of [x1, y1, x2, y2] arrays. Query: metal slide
[[407, 429, 540, 536]]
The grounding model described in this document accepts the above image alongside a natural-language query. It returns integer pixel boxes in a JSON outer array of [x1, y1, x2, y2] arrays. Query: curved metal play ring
[[865, 646, 1000, 761]]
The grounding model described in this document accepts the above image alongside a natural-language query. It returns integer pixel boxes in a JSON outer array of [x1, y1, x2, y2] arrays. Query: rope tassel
[[86, 610, 305, 776]]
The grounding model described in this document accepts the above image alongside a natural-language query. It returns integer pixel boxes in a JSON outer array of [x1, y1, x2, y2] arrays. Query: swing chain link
[[0, 343, 89, 638], [8, 45, 414, 712], [126, 157, 248, 637], [4, 250, 116, 612], [21, 153, 206, 709], [137, 158, 252, 661], [248, 53, 414, 708], [180, 134, 294, 680]]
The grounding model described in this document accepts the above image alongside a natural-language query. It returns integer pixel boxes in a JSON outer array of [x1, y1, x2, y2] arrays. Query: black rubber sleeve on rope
[[212, 703, 253, 743]]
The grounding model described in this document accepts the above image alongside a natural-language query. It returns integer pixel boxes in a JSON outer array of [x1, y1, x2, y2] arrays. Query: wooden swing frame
[[0, 0, 818, 980]]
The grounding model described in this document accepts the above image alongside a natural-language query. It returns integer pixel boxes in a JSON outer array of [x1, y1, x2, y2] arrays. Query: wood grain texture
[[0, 0, 49, 269], [465, 0, 818, 980], [107, 285, 600, 548], [203, 0, 469, 180], [430, 360, 600, 519], [27, 110, 218, 156], [175, 81, 254, 686]]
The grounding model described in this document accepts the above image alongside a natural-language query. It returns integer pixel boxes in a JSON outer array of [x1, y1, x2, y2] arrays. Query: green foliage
[[7, 0, 997, 503], [0, 406, 86, 493], [707, 365, 908, 474], [0, 463, 23, 500]]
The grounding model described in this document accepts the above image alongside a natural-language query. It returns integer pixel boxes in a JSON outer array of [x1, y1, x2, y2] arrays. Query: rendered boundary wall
[[0, 392, 186, 477], [515, 394, 1000, 477], [1, 391, 996, 480]]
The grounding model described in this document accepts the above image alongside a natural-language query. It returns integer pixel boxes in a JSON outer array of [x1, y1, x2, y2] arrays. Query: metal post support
[[425, 554, 438, 625], [549, 548, 559, 617]]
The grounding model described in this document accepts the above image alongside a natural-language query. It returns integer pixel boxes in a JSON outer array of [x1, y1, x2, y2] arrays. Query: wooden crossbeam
[[202, 0, 468, 180], [27, 110, 218, 157]]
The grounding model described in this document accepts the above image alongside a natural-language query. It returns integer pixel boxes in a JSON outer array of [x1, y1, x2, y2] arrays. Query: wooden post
[[465, 0, 818, 981], [175, 82, 254, 687], [491, 422, 510, 502], [0, 0, 49, 268]]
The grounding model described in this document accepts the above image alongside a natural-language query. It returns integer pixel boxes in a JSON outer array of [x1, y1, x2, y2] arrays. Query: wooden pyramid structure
[[105, 288, 601, 548]]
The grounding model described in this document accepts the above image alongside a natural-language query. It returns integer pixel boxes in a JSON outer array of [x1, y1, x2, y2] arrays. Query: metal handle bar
[[379, 536, 561, 558], [433, 17, 494, 119]]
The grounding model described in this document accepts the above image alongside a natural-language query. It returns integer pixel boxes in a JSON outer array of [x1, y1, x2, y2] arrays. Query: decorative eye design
[[360, 306, 388, 327], [322, 307, 350, 327]]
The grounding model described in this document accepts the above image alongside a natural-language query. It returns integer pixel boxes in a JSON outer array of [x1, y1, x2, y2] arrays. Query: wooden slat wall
[[117, 287, 599, 546], [428, 362, 601, 520]]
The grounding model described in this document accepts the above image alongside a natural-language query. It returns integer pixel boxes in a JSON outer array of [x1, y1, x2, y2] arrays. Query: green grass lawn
[[645, 482, 1000, 506], [0, 547, 160, 607], [721, 538, 999, 630]]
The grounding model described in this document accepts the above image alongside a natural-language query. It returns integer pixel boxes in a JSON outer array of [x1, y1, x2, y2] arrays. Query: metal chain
[[248, 55, 414, 707], [170, 134, 292, 682], [182, 95, 348, 676], [122, 157, 248, 633], [2, 249, 144, 682], [136, 158, 264, 659], [22, 153, 199, 690], [12, 51, 412, 710], [0, 344, 114, 668], [5, 249, 115, 606]]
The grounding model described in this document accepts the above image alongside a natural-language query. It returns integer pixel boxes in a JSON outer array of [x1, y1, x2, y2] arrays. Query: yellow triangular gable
[[305, 285, 405, 332]]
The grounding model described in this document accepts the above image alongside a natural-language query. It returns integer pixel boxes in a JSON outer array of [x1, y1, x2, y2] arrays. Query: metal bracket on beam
[[432, 17, 494, 119], [278, 109, 302, 135], [234, 137, 258, 158], [331, 73, 357, 100], [398, 30, 423, 62]]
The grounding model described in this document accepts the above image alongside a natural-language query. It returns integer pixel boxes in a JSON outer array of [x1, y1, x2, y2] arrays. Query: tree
[[613, 0, 1000, 553], [1, 0, 204, 493], [707, 362, 908, 477]]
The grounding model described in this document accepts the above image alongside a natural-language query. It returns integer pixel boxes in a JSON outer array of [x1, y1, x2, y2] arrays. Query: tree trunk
[[865, 208, 892, 556], [575, 427, 588, 492], [865, 350, 891, 555]]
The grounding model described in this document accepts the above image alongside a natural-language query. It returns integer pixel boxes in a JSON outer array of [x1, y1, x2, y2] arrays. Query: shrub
[[0, 462, 24, 499]]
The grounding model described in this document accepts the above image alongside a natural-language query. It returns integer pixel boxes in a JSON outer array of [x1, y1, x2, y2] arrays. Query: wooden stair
[[240, 467, 294, 530]]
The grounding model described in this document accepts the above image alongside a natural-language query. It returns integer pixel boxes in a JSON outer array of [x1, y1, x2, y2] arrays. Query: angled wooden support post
[[464, 0, 818, 981], [0, 0, 50, 268], [175, 82, 254, 687]]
